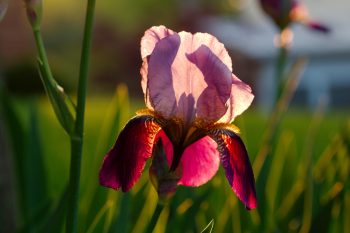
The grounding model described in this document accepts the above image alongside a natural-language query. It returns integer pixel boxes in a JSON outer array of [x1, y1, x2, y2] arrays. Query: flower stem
[[33, 28, 55, 85], [275, 45, 288, 104], [65, 0, 96, 232], [145, 203, 164, 233], [253, 58, 307, 179]]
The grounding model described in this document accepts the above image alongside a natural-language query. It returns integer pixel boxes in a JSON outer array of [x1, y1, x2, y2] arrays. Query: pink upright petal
[[140, 26, 175, 108], [187, 45, 232, 121], [147, 30, 233, 124], [99, 115, 161, 192], [209, 128, 257, 210], [146, 33, 181, 119], [140, 25, 175, 60], [178, 136, 220, 187], [219, 74, 254, 123]]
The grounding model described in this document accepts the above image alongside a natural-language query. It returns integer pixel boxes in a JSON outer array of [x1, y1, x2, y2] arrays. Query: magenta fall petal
[[209, 128, 257, 210], [99, 115, 161, 192]]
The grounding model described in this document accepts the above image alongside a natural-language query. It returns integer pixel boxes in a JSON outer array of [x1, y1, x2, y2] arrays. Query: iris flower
[[99, 26, 257, 210], [260, 0, 329, 33]]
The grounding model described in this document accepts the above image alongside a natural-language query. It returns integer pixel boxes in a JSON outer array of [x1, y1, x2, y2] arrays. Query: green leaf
[[201, 219, 214, 233], [0, 92, 49, 227], [38, 187, 68, 233], [108, 193, 131, 233], [79, 85, 130, 231], [99, 84, 130, 153], [24, 105, 49, 218], [37, 59, 75, 135], [253, 58, 308, 179], [16, 187, 68, 233], [265, 131, 293, 230]]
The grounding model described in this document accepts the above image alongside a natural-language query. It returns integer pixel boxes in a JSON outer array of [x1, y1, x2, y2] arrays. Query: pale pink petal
[[99, 115, 161, 192], [178, 136, 220, 187], [147, 34, 180, 119], [187, 45, 232, 121], [140, 25, 175, 59], [140, 26, 175, 108], [147, 31, 233, 124], [209, 128, 257, 210], [219, 74, 254, 123]]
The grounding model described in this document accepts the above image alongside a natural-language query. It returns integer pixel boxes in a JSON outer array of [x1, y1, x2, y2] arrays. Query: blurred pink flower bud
[[260, 0, 329, 33], [23, 0, 42, 29], [0, 0, 8, 22]]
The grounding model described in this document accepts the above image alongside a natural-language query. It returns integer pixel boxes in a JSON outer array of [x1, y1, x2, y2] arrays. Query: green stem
[[33, 29, 55, 85], [145, 203, 164, 233], [275, 45, 288, 104], [65, 0, 96, 232]]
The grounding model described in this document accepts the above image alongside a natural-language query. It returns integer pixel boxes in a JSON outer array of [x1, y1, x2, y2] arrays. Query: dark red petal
[[209, 128, 257, 210], [307, 21, 330, 33], [99, 115, 161, 192]]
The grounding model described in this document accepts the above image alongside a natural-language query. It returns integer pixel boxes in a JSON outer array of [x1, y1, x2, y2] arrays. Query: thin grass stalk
[[265, 131, 293, 231], [299, 98, 325, 233]]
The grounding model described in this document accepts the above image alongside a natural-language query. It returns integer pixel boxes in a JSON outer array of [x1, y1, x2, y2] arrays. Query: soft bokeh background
[[0, 0, 349, 232]]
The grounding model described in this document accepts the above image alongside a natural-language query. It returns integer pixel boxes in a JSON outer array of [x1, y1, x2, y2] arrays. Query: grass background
[[2, 85, 349, 232]]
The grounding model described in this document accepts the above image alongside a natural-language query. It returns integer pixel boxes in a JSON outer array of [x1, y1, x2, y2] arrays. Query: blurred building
[[203, 0, 350, 110]]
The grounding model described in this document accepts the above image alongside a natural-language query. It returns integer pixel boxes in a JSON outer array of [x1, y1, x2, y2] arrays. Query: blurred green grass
[[4, 90, 350, 233]]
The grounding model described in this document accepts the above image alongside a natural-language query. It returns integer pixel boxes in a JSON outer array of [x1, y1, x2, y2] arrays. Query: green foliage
[[37, 56, 75, 135], [201, 219, 214, 233], [2, 85, 349, 232]]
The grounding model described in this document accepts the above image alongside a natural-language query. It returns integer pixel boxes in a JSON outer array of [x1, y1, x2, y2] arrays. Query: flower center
[[165, 120, 207, 171]]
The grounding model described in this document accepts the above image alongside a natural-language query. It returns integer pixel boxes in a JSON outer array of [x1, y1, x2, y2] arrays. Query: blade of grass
[[1, 98, 49, 228], [80, 85, 129, 230], [265, 131, 293, 231], [253, 58, 307, 179], [0, 89, 27, 222], [108, 193, 131, 233], [313, 135, 342, 182], [25, 105, 48, 216], [344, 186, 350, 233], [132, 185, 158, 233], [299, 97, 326, 233], [278, 179, 304, 219], [86, 201, 113, 233], [0, 110, 17, 232], [153, 205, 169, 233], [215, 198, 233, 233], [201, 219, 214, 233], [144, 203, 165, 233], [38, 187, 68, 233], [103, 191, 119, 233], [299, 166, 313, 233], [278, 98, 325, 221], [16, 199, 51, 233], [231, 201, 241, 233]]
